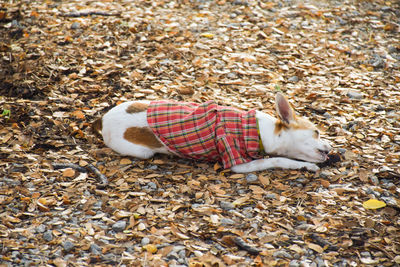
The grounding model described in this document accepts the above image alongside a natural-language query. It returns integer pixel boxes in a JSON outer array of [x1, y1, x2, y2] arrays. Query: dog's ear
[[275, 92, 295, 125]]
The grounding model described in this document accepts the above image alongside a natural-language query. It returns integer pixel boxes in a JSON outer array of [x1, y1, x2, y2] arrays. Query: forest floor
[[1, 0, 400, 266]]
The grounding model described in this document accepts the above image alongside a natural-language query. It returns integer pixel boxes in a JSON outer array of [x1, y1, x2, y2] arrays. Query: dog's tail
[[92, 118, 103, 137]]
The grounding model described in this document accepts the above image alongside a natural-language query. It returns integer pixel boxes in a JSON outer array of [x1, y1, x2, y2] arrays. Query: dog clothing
[[147, 100, 263, 169]]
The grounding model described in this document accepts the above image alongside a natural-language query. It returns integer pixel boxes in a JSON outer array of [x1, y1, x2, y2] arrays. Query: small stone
[[193, 250, 203, 257], [265, 193, 276, 199], [137, 222, 146, 231], [11, 251, 20, 258], [43, 230, 53, 242], [256, 232, 267, 239], [171, 245, 186, 254], [112, 220, 126, 232], [11, 20, 21, 28], [90, 243, 102, 255], [288, 76, 299, 83], [146, 182, 157, 190], [320, 171, 332, 179], [327, 27, 336, 33], [289, 260, 300, 267], [360, 251, 371, 258], [227, 72, 237, 79], [369, 54, 385, 68], [36, 225, 46, 233], [315, 256, 326, 267], [246, 173, 258, 183], [220, 201, 234, 211], [71, 22, 80, 29], [221, 218, 235, 225], [347, 90, 363, 99], [141, 237, 150, 246], [273, 250, 293, 259], [63, 240, 75, 253]]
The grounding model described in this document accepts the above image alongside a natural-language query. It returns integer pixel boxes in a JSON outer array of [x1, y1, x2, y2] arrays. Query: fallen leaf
[[62, 168, 75, 178], [363, 199, 386, 210], [307, 243, 324, 253]]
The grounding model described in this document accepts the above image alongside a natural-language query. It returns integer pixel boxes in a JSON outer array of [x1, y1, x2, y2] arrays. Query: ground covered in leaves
[[1, 0, 400, 266]]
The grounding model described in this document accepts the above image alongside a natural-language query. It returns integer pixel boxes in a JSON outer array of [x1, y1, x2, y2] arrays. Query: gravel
[[43, 231, 53, 242], [63, 240, 75, 253], [245, 173, 258, 183], [112, 220, 126, 232]]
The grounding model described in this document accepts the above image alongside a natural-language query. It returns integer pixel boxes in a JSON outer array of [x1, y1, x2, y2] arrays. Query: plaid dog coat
[[147, 100, 262, 169]]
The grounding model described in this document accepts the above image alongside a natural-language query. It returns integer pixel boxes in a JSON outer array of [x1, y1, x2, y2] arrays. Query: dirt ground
[[1, 0, 400, 266]]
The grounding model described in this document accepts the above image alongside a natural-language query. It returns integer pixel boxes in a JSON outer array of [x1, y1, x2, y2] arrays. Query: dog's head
[[274, 93, 331, 163]]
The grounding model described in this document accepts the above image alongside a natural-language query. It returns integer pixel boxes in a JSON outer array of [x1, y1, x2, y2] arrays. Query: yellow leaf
[[201, 32, 214, 38], [143, 244, 157, 254], [363, 199, 386, 210], [120, 158, 132, 165]]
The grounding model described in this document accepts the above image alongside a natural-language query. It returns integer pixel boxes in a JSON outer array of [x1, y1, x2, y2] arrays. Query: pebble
[[221, 218, 235, 225], [220, 201, 234, 210], [360, 251, 371, 258], [226, 72, 237, 79], [320, 171, 332, 179], [380, 196, 397, 206], [288, 76, 299, 83], [63, 240, 75, 252], [141, 237, 150, 246], [273, 250, 293, 259], [315, 257, 326, 267], [90, 243, 102, 255], [296, 224, 314, 231], [71, 22, 80, 29], [193, 250, 203, 257], [11, 19, 21, 28], [143, 181, 157, 191], [11, 251, 20, 259], [369, 54, 385, 68], [246, 173, 258, 183], [112, 220, 126, 232], [36, 225, 46, 233], [289, 260, 300, 267], [346, 90, 363, 99], [43, 230, 53, 242], [265, 193, 276, 199]]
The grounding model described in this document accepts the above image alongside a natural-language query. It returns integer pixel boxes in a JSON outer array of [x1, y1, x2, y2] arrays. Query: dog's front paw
[[303, 163, 320, 172]]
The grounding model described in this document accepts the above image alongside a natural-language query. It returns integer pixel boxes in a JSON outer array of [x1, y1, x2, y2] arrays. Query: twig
[[52, 163, 87, 173], [232, 237, 261, 255], [86, 164, 108, 187], [366, 242, 395, 261], [60, 11, 121, 17], [52, 162, 108, 187]]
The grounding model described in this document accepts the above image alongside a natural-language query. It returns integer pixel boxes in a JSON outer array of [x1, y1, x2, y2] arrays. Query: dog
[[93, 93, 331, 173]]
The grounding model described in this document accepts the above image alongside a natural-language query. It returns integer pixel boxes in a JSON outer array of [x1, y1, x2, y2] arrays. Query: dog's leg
[[231, 157, 320, 173]]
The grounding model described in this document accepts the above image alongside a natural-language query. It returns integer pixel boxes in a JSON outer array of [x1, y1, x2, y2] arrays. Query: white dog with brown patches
[[93, 93, 331, 173]]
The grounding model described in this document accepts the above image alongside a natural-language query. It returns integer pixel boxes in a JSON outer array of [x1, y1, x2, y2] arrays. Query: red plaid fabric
[[147, 100, 262, 169]]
